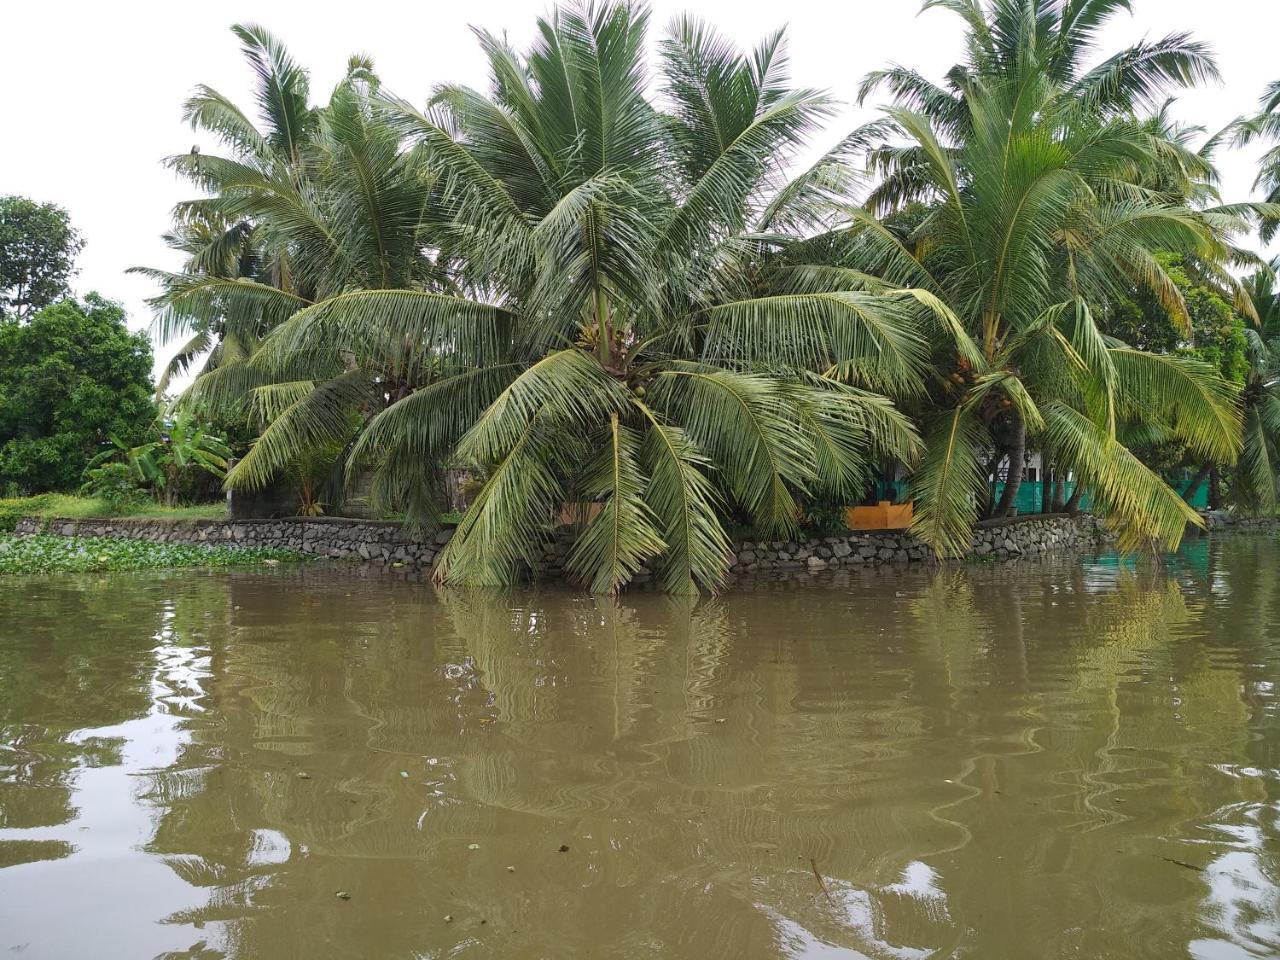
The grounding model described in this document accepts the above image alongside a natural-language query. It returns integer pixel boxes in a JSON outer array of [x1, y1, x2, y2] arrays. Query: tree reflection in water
[[0, 543, 1277, 958]]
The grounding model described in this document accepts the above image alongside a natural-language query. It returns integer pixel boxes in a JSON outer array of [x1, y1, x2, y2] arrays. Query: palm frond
[[250, 289, 511, 376], [907, 405, 989, 558], [225, 369, 373, 491], [231, 23, 316, 162], [1069, 33, 1220, 113], [433, 412, 566, 586], [566, 415, 667, 594], [1109, 348, 1241, 465], [649, 367, 810, 535], [635, 409, 733, 594], [128, 269, 307, 345], [458, 349, 629, 466], [1234, 397, 1279, 512], [698, 292, 929, 396], [1043, 401, 1201, 551]]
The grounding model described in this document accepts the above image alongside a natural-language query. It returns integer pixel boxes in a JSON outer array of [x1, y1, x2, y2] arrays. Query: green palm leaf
[[226, 369, 373, 491], [698, 292, 929, 396], [650, 367, 810, 535], [1109, 348, 1241, 465], [566, 415, 668, 594], [250, 289, 512, 376], [1042, 402, 1201, 551], [1236, 398, 1279, 512], [636, 411, 733, 594], [458, 349, 629, 466], [907, 405, 989, 558], [434, 412, 567, 586], [128, 270, 307, 345]]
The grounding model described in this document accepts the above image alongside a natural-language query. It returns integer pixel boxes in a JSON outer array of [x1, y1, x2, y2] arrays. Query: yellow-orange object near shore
[[845, 501, 913, 531]]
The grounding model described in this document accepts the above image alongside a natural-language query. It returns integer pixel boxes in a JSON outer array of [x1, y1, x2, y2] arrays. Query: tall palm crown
[[1233, 80, 1280, 241], [150, 6, 937, 594], [840, 0, 1245, 555], [1234, 263, 1280, 510], [859, 0, 1219, 138], [132, 25, 332, 393]]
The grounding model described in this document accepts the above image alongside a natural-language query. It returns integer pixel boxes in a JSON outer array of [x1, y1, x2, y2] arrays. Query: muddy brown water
[[1, 539, 1278, 959]]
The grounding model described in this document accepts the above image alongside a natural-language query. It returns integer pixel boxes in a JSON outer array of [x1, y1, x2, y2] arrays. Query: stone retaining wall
[[14, 516, 453, 568], [15, 512, 1107, 577], [725, 513, 1105, 575], [1197, 510, 1280, 534]]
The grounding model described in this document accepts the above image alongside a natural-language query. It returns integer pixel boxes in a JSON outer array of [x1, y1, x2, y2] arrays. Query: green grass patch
[[0, 534, 305, 575], [0, 495, 227, 531]]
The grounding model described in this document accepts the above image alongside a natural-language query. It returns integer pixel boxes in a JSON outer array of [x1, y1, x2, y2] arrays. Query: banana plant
[[88, 410, 231, 507]]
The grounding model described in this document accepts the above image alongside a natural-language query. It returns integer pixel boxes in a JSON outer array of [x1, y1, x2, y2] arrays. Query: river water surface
[[1, 539, 1279, 959]]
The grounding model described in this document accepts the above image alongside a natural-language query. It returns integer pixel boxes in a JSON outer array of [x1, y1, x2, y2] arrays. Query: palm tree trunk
[[1064, 485, 1082, 514], [1182, 465, 1211, 503], [980, 450, 1003, 519], [881, 460, 896, 503], [1209, 467, 1222, 510], [1041, 457, 1053, 514], [994, 413, 1026, 518]]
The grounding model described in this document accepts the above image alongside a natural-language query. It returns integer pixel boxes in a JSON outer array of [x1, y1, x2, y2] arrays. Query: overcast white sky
[[3, 0, 1277, 376]]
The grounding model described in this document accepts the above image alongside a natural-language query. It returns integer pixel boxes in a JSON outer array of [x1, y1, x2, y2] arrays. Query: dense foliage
[[144, 11, 933, 593], [1107, 257, 1248, 385], [1230, 266, 1280, 510], [134, 0, 1280, 592], [85, 409, 231, 507], [0, 196, 84, 319], [0, 296, 155, 495]]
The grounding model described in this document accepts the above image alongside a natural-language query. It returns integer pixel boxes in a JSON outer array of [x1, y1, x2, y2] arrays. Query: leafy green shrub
[[0, 494, 53, 532], [86, 409, 231, 508], [0, 296, 155, 493], [798, 498, 851, 538], [80, 463, 151, 509]]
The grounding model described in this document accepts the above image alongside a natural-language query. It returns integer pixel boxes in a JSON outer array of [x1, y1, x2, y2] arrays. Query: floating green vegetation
[[0, 535, 305, 575]]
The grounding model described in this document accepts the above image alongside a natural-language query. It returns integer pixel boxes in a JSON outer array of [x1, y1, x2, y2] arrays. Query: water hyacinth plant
[[0, 535, 305, 575]]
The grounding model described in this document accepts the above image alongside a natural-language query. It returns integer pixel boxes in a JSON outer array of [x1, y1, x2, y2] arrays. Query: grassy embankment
[[0, 494, 227, 531]]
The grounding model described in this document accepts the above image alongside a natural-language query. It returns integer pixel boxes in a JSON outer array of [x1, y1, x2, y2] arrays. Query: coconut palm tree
[[161, 5, 937, 594], [1231, 264, 1280, 511], [1232, 81, 1280, 241], [858, 0, 1219, 143], [841, 6, 1245, 556], [141, 207, 264, 395], [133, 25, 377, 394]]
